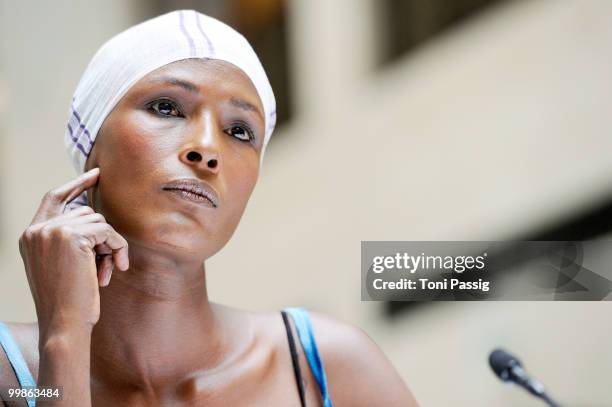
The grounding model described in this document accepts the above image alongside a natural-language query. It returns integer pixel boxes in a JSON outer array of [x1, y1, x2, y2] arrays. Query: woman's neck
[[89, 243, 238, 392]]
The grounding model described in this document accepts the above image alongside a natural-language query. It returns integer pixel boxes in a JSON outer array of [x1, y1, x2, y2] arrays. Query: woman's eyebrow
[[146, 76, 199, 94], [230, 97, 263, 121], [145, 76, 263, 120]]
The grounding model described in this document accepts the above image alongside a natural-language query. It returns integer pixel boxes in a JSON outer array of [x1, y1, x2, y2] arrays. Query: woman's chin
[[118, 231, 212, 263], [151, 237, 215, 261], [108, 216, 227, 261]]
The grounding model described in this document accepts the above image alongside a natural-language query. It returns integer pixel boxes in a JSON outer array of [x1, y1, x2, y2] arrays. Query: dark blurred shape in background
[[380, 0, 505, 65]]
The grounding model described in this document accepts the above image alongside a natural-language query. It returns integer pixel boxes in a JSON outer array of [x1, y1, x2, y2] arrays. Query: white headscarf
[[64, 10, 276, 209]]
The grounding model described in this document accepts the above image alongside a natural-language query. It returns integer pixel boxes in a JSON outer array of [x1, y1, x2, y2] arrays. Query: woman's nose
[[179, 148, 219, 173], [179, 114, 221, 174]]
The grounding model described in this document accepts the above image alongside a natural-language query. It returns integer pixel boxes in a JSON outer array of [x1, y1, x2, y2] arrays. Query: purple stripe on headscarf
[[68, 96, 92, 155], [179, 10, 196, 57], [67, 121, 92, 153], [69, 121, 94, 152], [71, 106, 82, 121], [70, 107, 94, 145], [67, 123, 89, 156], [194, 11, 214, 56]]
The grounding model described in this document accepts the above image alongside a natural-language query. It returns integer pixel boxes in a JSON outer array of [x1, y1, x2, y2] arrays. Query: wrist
[[37, 319, 92, 405], [39, 319, 93, 353], [38, 309, 95, 333]]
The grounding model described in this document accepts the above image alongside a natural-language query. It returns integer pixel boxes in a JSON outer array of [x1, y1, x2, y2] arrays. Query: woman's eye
[[149, 100, 182, 117], [226, 125, 253, 142]]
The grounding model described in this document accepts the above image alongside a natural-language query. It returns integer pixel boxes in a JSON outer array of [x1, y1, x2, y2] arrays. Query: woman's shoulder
[[299, 309, 420, 407], [0, 321, 39, 385]]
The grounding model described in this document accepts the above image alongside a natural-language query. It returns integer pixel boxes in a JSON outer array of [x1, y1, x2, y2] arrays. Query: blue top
[[283, 307, 333, 407], [0, 308, 332, 407], [0, 321, 36, 407]]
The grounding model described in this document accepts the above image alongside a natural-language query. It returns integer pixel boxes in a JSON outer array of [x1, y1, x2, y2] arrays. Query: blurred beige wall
[[1, 0, 611, 405]]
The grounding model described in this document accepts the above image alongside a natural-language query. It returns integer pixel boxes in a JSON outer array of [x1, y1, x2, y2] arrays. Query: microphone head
[[489, 348, 522, 382]]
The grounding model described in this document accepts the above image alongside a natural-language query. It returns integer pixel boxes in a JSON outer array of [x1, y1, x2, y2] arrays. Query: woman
[[0, 10, 418, 406]]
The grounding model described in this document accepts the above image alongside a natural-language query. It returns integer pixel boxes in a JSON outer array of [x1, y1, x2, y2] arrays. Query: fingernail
[[103, 269, 112, 286]]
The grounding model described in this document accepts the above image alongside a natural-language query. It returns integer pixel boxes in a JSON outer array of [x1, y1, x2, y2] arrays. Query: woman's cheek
[[111, 117, 181, 179], [225, 161, 258, 222], [96, 118, 167, 230]]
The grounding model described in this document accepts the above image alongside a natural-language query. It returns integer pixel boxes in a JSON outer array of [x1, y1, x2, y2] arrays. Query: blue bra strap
[[283, 307, 333, 407], [0, 321, 37, 406]]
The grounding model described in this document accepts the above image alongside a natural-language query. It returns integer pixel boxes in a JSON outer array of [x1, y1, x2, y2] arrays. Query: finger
[[64, 205, 96, 218], [94, 243, 113, 257], [98, 255, 114, 287], [38, 206, 96, 228], [74, 223, 129, 271], [50, 168, 100, 203], [26, 207, 93, 235], [34, 209, 99, 233], [62, 212, 107, 226], [32, 168, 100, 224]]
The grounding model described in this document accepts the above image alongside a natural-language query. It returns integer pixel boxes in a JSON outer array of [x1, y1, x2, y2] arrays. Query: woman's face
[[84, 58, 265, 261]]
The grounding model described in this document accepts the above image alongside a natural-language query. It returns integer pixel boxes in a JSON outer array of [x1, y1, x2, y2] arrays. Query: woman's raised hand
[[18, 168, 129, 332]]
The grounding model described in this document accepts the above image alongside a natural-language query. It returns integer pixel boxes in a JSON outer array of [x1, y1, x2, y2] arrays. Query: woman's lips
[[161, 179, 219, 208]]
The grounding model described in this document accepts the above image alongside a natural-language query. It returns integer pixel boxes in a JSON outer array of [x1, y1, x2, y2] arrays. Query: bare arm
[[0, 321, 91, 406], [18, 168, 129, 406], [0, 340, 20, 407], [37, 323, 92, 406], [309, 311, 419, 407]]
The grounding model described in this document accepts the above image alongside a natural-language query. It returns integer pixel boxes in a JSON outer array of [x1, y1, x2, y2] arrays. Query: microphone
[[488, 348, 563, 407]]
